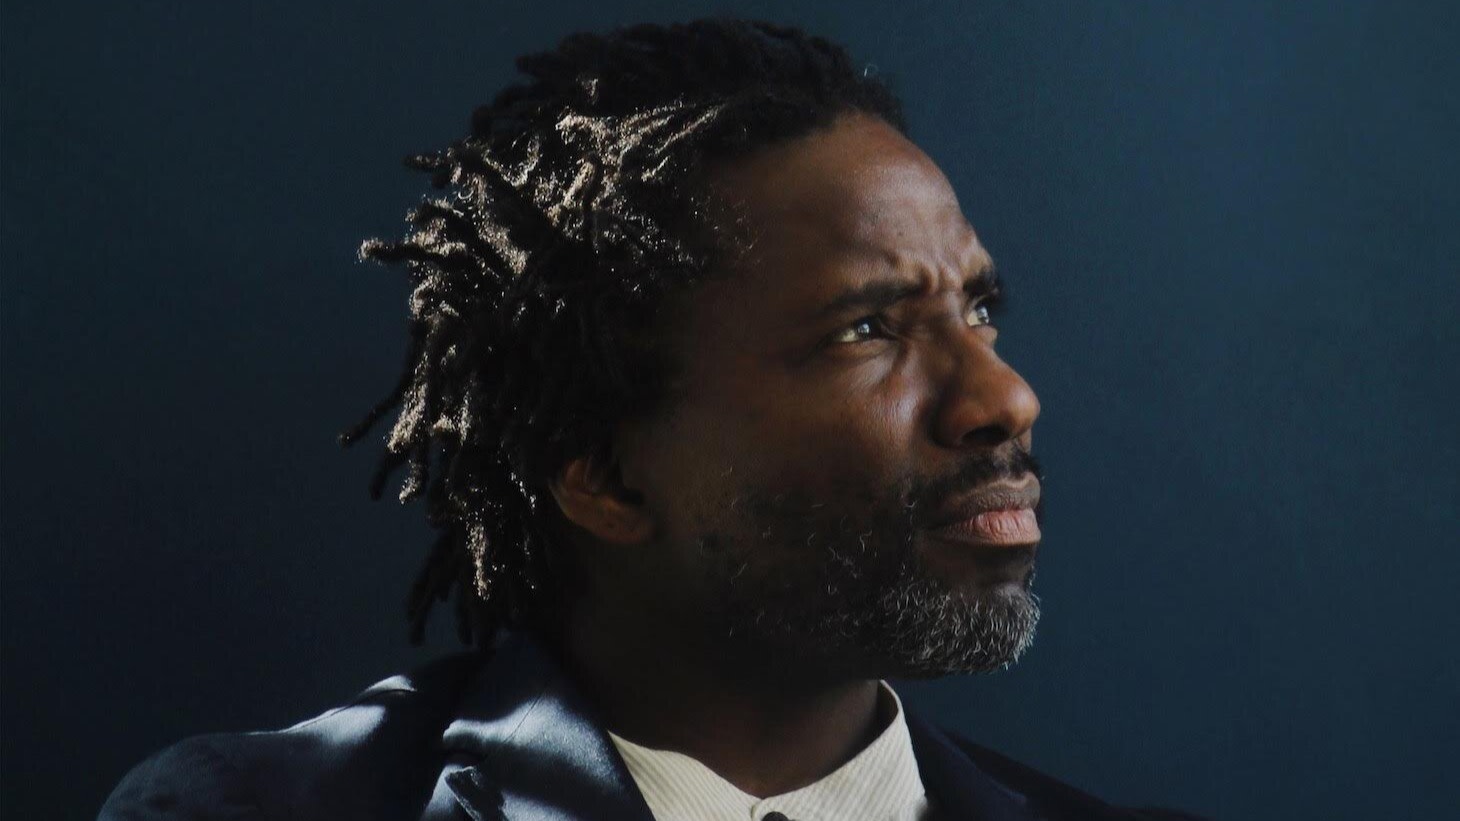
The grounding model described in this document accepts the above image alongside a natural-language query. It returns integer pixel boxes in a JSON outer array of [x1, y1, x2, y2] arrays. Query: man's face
[[613, 113, 1042, 679]]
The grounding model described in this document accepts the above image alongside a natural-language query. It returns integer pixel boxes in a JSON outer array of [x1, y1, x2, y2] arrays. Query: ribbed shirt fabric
[[607, 683, 930, 821]]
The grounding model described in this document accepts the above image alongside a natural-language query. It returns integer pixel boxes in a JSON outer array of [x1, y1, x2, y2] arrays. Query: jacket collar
[[905, 712, 1035, 820], [439, 633, 1036, 821], [439, 633, 656, 821]]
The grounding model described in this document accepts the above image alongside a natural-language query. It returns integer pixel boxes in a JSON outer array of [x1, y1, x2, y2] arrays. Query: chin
[[921, 540, 1039, 594], [850, 560, 1042, 680]]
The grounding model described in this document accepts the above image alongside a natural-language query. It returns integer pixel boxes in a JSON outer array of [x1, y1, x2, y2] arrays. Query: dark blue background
[[3, 1, 1456, 818]]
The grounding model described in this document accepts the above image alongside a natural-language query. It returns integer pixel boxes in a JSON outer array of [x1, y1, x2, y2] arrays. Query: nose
[[931, 332, 1040, 450]]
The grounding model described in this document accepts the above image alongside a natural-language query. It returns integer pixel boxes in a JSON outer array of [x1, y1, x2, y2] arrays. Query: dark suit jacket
[[99, 635, 1204, 820]]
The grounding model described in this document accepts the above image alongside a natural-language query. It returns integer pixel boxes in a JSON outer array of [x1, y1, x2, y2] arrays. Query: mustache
[[908, 446, 1044, 520]]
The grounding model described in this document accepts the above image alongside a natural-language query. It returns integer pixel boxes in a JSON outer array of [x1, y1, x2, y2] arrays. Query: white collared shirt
[[607, 683, 930, 821]]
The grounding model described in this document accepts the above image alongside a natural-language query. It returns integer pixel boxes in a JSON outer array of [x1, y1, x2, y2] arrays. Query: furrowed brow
[[970, 264, 1001, 297], [815, 279, 925, 320], [814, 263, 1000, 320]]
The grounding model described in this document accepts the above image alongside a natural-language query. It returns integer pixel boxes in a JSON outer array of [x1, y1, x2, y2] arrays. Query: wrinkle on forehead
[[862, 231, 992, 283], [671, 113, 998, 363], [714, 115, 957, 226], [708, 114, 987, 288]]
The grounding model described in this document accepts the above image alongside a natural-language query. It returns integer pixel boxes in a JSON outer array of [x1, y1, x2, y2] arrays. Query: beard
[[691, 448, 1043, 678]]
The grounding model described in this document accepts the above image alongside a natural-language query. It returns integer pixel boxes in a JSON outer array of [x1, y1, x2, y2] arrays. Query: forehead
[[702, 114, 990, 311]]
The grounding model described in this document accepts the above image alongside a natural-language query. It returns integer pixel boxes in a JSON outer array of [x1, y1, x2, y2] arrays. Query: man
[[101, 19, 1200, 821]]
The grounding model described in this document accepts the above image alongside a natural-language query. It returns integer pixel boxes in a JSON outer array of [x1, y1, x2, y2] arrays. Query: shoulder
[[98, 653, 484, 821]]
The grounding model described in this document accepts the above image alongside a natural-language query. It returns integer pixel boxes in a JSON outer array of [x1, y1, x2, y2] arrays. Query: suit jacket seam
[[277, 686, 417, 736]]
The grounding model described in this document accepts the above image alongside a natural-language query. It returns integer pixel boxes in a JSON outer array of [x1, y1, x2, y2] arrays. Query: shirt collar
[[607, 682, 927, 821]]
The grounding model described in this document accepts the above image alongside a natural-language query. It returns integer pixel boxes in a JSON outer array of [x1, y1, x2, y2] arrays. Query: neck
[[562, 597, 888, 798]]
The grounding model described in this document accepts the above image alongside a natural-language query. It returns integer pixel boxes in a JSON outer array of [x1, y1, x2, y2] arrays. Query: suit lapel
[[438, 634, 1055, 821], [906, 712, 1042, 821], [439, 634, 657, 821]]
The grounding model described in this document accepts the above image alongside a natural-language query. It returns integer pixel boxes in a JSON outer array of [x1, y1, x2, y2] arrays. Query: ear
[[549, 450, 654, 546]]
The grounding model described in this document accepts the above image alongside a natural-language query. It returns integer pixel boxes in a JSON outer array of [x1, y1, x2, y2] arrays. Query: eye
[[965, 301, 993, 327], [829, 315, 888, 345]]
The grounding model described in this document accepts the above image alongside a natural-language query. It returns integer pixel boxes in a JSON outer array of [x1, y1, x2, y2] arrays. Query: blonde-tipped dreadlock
[[343, 19, 905, 646]]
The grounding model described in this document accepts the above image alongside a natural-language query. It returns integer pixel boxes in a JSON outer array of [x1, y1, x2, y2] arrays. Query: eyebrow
[[814, 264, 1001, 320]]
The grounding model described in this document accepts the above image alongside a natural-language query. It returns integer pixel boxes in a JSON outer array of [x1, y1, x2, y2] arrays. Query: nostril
[[962, 424, 1014, 449]]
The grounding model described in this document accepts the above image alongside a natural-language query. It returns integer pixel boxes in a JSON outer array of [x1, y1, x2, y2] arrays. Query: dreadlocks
[[343, 18, 905, 647]]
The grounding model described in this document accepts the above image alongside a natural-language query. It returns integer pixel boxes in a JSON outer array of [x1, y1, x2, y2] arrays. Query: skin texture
[[550, 113, 1041, 797]]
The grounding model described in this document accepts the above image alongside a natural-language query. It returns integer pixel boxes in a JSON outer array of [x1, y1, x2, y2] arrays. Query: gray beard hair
[[693, 486, 1041, 678], [867, 569, 1041, 676]]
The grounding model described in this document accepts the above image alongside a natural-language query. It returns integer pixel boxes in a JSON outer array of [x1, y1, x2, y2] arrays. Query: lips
[[922, 478, 1041, 547]]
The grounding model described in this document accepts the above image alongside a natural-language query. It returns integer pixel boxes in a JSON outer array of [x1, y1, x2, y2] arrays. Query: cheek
[[638, 352, 933, 533], [625, 368, 928, 596], [729, 367, 927, 495]]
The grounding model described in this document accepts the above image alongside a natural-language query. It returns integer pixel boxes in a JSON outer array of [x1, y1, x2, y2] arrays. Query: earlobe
[[549, 452, 654, 546]]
